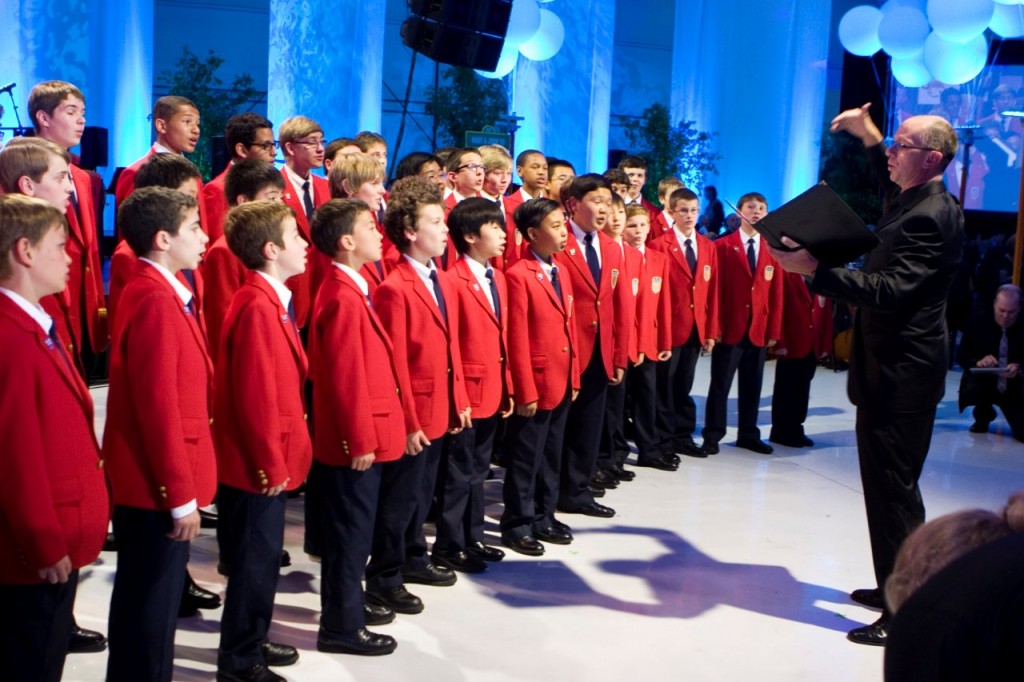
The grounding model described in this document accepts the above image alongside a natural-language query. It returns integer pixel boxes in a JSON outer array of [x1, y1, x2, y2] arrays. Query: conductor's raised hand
[[829, 102, 884, 146]]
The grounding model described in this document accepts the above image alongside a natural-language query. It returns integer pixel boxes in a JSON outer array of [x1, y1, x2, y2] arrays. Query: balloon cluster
[[838, 0, 1024, 87], [476, 0, 566, 79]]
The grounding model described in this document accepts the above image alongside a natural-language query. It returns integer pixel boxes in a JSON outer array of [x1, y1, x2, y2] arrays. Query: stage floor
[[65, 356, 1024, 681]]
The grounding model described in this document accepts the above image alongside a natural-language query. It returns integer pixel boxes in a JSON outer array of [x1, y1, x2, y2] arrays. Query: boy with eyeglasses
[[202, 113, 276, 242]]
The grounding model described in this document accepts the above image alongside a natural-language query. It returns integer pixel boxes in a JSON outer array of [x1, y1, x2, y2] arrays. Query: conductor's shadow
[[475, 525, 861, 633]]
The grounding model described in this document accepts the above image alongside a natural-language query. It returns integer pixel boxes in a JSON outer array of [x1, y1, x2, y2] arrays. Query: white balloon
[[990, 2, 1024, 38], [923, 32, 989, 85], [926, 0, 995, 43], [519, 9, 565, 62], [476, 40, 519, 79], [891, 55, 933, 87], [878, 7, 931, 58], [838, 6, 883, 57], [881, 0, 927, 16], [505, 0, 542, 46]]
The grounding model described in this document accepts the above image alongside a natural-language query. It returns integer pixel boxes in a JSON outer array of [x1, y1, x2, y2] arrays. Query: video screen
[[893, 67, 1023, 213]]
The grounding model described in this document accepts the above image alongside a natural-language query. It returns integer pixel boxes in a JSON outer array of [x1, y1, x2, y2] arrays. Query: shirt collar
[[0, 287, 52, 334], [462, 254, 491, 278], [255, 270, 293, 311], [283, 162, 311, 190], [139, 258, 193, 307], [569, 219, 595, 245], [530, 248, 557, 278], [333, 262, 369, 296]]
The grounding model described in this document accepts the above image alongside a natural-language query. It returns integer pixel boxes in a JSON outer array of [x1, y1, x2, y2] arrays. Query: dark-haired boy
[[28, 80, 109, 369], [701, 192, 783, 455], [618, 155, 659, 223], [501, 198, 580, 555], [553, 174, 629, 518], [502, 149, 547, 268], [308, 198, 404, 656], [104, 187, 215, 682], [203, 113, 276, 242], [650, 177, 685, 243], [435, 197, 511, 572], [0, 195, 109, 682], [203, 160, 286, 358], [443, 147, 484, 212], [214, 201, 311, 680], [648, 187, 718, 463], [367, 177, 471, 612]]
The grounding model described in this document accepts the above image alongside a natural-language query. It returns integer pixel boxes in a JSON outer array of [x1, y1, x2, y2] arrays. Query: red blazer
[[502, 189, 533, 269], [619, 243, 642, 364], [649, 230, 720, 346], [202, 164, 230, 243], [311, 266, 406, 464], [451, 257, 511, 419], [103, 261, 217, 510], [554, 229, 630, 378], [108, 241, 206, 337], [640, 196, 661, 225], [201, 235, 246, 362], [714, 230, 784, 347], [0, 295, 108, 584], [280, 168, 330, 328], [373, 258, 470, 440], [360, 259, 388, 299], [115, 147, 208, 229], [634, 247, 673, 359], [65, 164, 108, 353], [648, 211, 672, 244], [39, 289, 82, 377], [777, 271, 833, 359], [214, 273, 312, 491], [505, 257, 580, 409]]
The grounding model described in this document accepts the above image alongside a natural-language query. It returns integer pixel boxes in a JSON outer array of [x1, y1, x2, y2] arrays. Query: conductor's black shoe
[[850, 587, 885, 610], [846, 616, 889, 646]]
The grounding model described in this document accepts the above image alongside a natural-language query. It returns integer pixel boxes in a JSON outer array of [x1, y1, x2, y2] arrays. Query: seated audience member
[[958, 284, 1024, 441], [203, 113, 276, 242], [883, 493, 1024, 680], [0, 195, 109, 682]]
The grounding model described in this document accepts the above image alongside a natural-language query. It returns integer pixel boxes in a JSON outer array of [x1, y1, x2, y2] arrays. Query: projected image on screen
[[894, 72, 1023, 213]]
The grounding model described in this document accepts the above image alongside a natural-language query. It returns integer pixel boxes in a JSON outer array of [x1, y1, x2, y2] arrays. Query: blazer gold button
[[591, 321, 598, 327], [209, 418, 214, 425], [97, 459, 104, 469], [689, 304, 694, 309], [85, 266, 90, 272], [596, 301, 601, 307], [562, 347, 568, 352], [303, 413, 308, 421]]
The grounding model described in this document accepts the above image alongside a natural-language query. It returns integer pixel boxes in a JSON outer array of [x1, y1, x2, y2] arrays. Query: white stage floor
[[64, 356, 1024, 681]]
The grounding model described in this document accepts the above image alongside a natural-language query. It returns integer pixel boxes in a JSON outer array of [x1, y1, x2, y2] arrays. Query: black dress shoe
[[589, 486, 606, 498], [847, 616, 889, 646], [769, 433, 813, 448], [736, 439, 773, 454], [317, 627, 397, 656], [635, 455, 679, 471], [675, 441, 704, 458], [551, 519, 573, 536], [403, 563, 457, 586], [366, 586, 424, 614], [199, 507, 219, 528], [850, 587, 885, 610], [664, 452, 682, 464], [466, 541, 505, 562], [216, 663, 285, 682], [180, 574, 221, 617], [533, 526, 573, 545], [609, 464, 636, 481], [590, 469, 619, 489], [68, 623, 107, 653], [102, 532, 117, 552], [433, 550, 488, 573], [558, 502, 615, 518], [364, 601, 395, 626], [502, 534, 545, 556], [280, 549, 291, 567], [261, 641, 298, 666], [700, 441, 720, 455]]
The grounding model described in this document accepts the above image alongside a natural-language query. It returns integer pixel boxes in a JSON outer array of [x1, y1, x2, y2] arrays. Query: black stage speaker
[[79, 126, 109, 170], [402, 0, 512, 71]]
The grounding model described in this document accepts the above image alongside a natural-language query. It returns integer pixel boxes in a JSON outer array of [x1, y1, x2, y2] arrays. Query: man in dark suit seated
[[958, 284, 1024, 441]]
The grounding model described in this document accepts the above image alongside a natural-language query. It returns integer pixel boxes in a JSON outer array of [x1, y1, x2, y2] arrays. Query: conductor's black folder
[[733, 183, 880, 267]]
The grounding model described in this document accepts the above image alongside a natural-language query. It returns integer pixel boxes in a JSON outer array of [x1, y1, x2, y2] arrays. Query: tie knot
[[485, 268, 494, 280], [685, 238, 692, 246], [302, 180, 310, 191], [748, 238, 755, 245], [584, 233, 594, 245], [430, 270, 439, 282]]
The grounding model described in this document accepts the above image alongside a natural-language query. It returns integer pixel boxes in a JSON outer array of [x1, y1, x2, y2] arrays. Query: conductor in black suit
[[957, 284, 1024, 441], [770, 104, 965, 646]]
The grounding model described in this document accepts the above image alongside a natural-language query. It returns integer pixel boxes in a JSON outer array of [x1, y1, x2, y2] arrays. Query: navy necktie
[[69, 191, 81, 223], [583, 232, 601, 286], [302, 180, 314, 221], [746, 237, 757, 274], [485, 268, 500, 323], [550, 266, 563, 303], [181, 268, 197, 298], [184, 295, 196, 317], [430, 270, 448, 324], [286, 298, 298, 335], [48, 322, 72, 371], [374, 260, 384, 278], [684, 238, 697, 273]]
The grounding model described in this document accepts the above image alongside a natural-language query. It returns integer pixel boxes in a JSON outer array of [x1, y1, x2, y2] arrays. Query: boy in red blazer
[[368, 177, 472, 613], [29, 81, 109, 371], [435, 197, 512, 572], [503, 149, 548, 268], [701, 191, 783, 455], [202, 113, 276, 243], [623, 205, 674, 470], [649, 177, 684, 243], [278, 116, 329, 328], [309, 199, 405, 656], [770, 271, 833, 448], [103, 187, 215, 682], [553, 174, 629, 518], [214, 201, 312, 679], [442, 147, 484, 213], [0, 196, 109, 682], [325, 153, 389, 296], [618, 155, 660, 223], [202, 160, 285, 360], [501, 198, 580, 555], [648, 188, 719, 464]]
